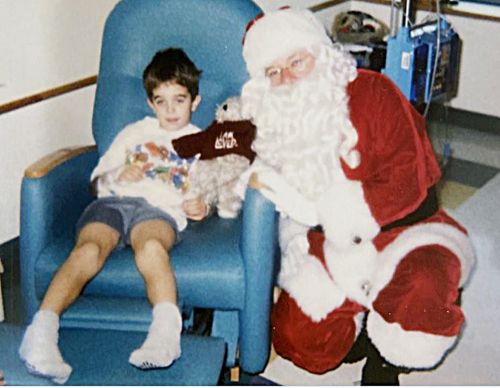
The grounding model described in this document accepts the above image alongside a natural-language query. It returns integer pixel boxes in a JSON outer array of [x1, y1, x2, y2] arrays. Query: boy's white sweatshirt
[[91, 116, 201, 231]]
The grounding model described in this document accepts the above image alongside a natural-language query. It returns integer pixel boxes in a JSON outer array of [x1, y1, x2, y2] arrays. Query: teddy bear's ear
[[215, 96, 243, 123]]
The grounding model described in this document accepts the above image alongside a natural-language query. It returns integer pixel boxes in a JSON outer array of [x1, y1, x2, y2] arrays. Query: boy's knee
[[136, 238, 167, 255], [134, 239, 169, 272], [70, 242, 107, 278]]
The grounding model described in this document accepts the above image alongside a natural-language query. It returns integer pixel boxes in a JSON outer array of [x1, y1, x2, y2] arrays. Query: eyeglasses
[[264, 51, 315, 84]]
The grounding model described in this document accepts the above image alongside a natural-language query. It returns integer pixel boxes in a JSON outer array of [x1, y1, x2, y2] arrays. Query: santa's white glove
[[317, 180, 380, 250], [278, 234, 310, 279], [258, 170, 319, 227], [278, 235, 346, 322], [233, 157, 269, 200]]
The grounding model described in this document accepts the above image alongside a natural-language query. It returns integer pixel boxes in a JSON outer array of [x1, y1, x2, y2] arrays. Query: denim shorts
[[76, 196, 179, 249]]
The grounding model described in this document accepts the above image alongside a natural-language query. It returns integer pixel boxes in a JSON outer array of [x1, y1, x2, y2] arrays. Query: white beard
[[241, 44, 360, 199]]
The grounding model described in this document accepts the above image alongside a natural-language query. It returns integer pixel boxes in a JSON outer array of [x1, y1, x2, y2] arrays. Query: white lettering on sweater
[[215, 131, 238, 150]]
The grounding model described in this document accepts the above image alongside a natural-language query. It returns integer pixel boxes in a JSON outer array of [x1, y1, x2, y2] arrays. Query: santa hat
[[242, 7, 332, 78]]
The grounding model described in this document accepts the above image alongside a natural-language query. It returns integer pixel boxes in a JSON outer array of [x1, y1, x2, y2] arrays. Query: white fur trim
[[370, 221, 475, 300], [321, 217, 474, 309], [278, 249, 346, 323], [354, 311, 367, 337], [243, 8, 332, 78], [367, 311, 458, 369]]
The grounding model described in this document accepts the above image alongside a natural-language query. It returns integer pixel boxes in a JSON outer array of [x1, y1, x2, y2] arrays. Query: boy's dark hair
[[143, 48, 202, 101]]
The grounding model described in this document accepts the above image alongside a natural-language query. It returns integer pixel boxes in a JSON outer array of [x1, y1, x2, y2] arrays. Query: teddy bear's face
[[215, 96, 243, 123]]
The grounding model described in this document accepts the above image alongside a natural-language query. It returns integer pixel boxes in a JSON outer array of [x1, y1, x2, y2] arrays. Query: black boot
[[343, 328, 370, 364], [183, 308, 213, 336]]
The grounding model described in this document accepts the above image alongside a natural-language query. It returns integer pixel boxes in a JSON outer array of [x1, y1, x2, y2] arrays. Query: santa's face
[[264, 49, 316, 87], [241, 44, 360, 199]]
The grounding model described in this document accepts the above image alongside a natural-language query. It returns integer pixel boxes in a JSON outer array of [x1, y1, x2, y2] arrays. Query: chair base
[[0, 323, 225, 386]]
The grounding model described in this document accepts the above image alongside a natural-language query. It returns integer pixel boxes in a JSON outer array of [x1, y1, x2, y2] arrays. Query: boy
[[19, 48, 209, 384]]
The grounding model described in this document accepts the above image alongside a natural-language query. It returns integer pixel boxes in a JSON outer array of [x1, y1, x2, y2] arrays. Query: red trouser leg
[[271, 291, 366, 374], [368, 244, 464, 368]]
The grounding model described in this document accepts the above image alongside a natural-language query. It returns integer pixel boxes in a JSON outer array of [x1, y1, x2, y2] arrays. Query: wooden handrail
[[0, 76, 97, 115]]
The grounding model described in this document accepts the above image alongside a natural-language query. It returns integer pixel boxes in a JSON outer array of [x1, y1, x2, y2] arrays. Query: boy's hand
[[117, 165, 144, 182], [183, 196, 208, 221]]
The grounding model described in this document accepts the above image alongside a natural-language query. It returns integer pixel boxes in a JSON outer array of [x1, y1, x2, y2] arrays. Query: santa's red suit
[[271, 69, 475, 374], [239, 6, 475, 376]]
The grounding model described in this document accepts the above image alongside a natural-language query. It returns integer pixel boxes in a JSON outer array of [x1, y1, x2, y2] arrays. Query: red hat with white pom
[[242, 7, 332, 78]]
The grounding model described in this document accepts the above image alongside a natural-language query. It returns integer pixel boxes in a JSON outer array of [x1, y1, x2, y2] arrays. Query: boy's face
[[148, 81, 201, 131]]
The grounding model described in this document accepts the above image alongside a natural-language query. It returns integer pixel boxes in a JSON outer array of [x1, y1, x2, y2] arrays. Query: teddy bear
[[172, 96, 256, 218]]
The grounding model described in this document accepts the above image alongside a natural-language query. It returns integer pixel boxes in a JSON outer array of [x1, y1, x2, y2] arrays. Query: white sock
[[129, 302, 182, 369], [19, 309, 72, 384]]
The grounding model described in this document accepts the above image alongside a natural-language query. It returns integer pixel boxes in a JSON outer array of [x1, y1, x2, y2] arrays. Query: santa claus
[[239, 7, 475, 384]]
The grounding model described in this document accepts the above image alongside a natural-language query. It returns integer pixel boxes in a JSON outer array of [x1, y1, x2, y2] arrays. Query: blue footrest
[[0, 324, 226, 385]]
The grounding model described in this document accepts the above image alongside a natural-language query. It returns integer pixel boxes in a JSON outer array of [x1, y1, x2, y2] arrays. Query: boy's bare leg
[[19, 223, 119, 384], [41, 223, 120, 313], [130, 219, 176, 305], [128, 219, 182, 369]]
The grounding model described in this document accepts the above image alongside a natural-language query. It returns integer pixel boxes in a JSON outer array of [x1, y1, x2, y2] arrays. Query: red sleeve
[[343, 69, 441, 226]]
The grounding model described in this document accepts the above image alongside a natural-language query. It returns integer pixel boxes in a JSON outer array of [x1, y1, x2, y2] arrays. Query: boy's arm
[[90, 122, 143, 195], [90, 168, 121, 197], [90, 122, 139, 182], [90, 177, 99, 197]]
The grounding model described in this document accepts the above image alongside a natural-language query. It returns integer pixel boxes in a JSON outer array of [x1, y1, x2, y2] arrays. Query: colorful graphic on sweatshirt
[[126, 142, 198, 193]]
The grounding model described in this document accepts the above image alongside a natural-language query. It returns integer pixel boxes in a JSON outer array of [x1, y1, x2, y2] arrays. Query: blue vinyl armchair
[[20, 0, 278, 376]]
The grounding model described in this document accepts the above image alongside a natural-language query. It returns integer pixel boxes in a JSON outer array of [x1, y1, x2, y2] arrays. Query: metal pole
[[401, 0, 416, 27]]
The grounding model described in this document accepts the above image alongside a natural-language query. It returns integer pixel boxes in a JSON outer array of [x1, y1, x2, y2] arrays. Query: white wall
[[440, 13, 500, 116], [0, 0, 119, 243], [0, 0, 119, 103]]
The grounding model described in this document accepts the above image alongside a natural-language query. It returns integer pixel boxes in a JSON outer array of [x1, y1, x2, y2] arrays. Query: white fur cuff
[[279, 254, 346, 322], [366, 311, 458, 369]]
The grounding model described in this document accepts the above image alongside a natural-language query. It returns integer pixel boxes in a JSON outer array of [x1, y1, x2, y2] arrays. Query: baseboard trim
[[428, 104, 500, 134]]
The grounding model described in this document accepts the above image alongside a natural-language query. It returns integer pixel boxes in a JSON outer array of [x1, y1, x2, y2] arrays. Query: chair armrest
[[20, 145, 98, 322], [239, 186, 279, 373], [21, 145, 98, 235], [24, 145, 97, 178]]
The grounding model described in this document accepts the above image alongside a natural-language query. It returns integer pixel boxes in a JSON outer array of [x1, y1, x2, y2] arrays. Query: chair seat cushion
[[35, 215, 245, 310]]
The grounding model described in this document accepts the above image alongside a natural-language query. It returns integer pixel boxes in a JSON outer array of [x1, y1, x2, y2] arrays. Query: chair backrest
[[92, 0, 261, 155]]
